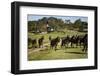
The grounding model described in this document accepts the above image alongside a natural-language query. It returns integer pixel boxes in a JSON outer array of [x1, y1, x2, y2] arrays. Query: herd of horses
[[28, 34, 88, 52]]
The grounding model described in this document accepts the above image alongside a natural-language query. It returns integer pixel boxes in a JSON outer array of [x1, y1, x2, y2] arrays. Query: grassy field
[[28, 30, 87, 61]]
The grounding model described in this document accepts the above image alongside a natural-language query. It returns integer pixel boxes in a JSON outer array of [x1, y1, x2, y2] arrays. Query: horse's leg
[[76, 43, 78, 47], [32, 44, 34, 48], [76, 42, 78, 48], [85, 45, 87, 53], [67, 42, 69, 48], [82, 48, 84, 52], [64, 43, 66, 48], [55, 46, 56, 51], [61, 42, 63, 48], [85, 46, 86, 52], [82, 44, 85, 52], [73, 43, 74, 48], [63, 43, 65, 48], [72, 42, 74, 48], [71, 42, 73, 48], [55, 44, 58, 51], [80, 42, 81, 48], [75, 43, 77, 48], [83, 45, 86, 52], [35, 43, 36, 48], [66, 43, 68, 48]]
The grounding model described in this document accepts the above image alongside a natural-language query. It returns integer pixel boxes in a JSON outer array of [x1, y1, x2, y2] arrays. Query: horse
[[75, 35, 80, 47], [32, 39, 37, 48], [61, 35, 70, 48], [78, 35, 85, 47], [82, 34, 88, 52], [28, 38, 32, 45], [38, 36, 44, 48], [50, 36, 60, 51], [70, 35, 77, 48]]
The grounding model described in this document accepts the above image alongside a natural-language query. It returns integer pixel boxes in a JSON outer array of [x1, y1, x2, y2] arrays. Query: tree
[[65, 20, 71, 24], [73, 19, 88, 31], [28, 21, 36, 32], [74, 19, 82, 28]]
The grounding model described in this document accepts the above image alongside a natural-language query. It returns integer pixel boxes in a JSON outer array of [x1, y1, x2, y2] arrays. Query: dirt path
[[28, 41, 62, 54], [28, 43, 50, 54]]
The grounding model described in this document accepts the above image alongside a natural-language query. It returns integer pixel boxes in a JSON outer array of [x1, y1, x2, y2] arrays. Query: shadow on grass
[[64, 51, 87, 54]]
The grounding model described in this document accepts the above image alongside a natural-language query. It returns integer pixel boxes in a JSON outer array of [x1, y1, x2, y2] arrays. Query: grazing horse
[[61, 35, 70, 48], [50, 36, 60, 51], [38, 36, 44, 48], [82, 34, 88, 52]]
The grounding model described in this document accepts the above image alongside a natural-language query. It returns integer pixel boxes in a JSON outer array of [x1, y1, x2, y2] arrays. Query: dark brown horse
[[28, 38, 37, 48], [32, 39, 37, 48], [70, 35, 76, 48], [61, 35, 70, 48], [38, 36, 44, 48], [82, 34, 88, 52], [50, 36, 60, 51]]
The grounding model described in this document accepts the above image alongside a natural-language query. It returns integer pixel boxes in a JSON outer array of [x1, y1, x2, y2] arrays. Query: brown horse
[[50, 36, 60, 51], [38, 36, 44, 48], [61, 35, 70, 48], [82, 34, 88, 52], [32, 39, 37, 48]]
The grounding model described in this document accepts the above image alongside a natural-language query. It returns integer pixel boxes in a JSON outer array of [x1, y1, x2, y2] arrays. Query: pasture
[[28, 30, 88, 61]]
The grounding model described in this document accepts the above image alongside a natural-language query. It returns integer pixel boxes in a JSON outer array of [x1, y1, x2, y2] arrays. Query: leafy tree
[[74, 19, 82, 28], [28, 21, 36, 32]]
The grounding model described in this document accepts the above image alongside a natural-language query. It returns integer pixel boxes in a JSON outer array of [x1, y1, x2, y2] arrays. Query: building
[[46, 21, 54, 33]]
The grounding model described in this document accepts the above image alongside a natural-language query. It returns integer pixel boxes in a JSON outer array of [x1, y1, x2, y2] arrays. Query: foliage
[[28, 17, 88, 32]]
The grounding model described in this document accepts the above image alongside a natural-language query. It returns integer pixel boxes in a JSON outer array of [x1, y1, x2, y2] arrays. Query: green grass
[[28, 30, 87, 61], [29, 30, 85, 39], [28, 46, 87, 61], [28, 30, 85, 43]]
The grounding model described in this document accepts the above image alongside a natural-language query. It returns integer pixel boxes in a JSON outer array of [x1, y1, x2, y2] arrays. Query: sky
[[27, 14, 88, 23]]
